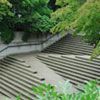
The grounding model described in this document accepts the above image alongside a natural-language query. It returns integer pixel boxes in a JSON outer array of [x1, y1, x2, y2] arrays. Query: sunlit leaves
[[72, 0, 100, 58], [51, 0, 100, 58], [32, 80, 100, 100], [91, 41, 100, 59], [51, 0, 82, 34], [0, 0, 13, 21]]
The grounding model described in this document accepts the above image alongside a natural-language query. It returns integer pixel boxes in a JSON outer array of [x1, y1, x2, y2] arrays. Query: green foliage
[[0, 0, 13, 21], [0, 0, 54, 43], [9, 0, 52, 30], [0, 22, 14, 44], [16, 95, 21, 100], [33, 83, 59, 100], [31, 15, 55, 33], [50, 0, 83, 34], [16, 80, 100, 100], [71, 0, 100, 58], [32, 80, 100, 100], [91, 41, 100, 59], [72, 0, 100, 44], [51, 0, 100, 58]]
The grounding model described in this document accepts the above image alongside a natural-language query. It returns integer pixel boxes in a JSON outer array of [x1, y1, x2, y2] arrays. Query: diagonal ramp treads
[[37, 54, 100, 90]]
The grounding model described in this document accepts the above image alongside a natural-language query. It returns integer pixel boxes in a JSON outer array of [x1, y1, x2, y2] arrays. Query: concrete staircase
[[0, 56, 45, 100], [37, 54, 100, 91], [43, 34, 94, 55], [37, 34, 100, 90], [0, 53, 65, 100], [0, 34, 100, 99]]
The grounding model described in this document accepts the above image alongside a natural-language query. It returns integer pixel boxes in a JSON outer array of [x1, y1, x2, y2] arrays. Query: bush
[[91, 41, 100, 59], [17, 80, 100, 100], [0, 22, 14, 44], [0, 0, 13, 21], [32, 80, 100, 100], [0, 0, 54, 43], [9, 0, 53, 33]]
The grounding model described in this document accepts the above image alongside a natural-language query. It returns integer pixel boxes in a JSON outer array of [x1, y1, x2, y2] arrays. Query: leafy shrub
[[16, 80, 100, 100], [16, 95, 21, 100], [31, 15, 55, 33], [32, 80, 100, 100], [9, 0, 53, 32], [0, 0, 54, 43], [0, 22, 14, 44], [91, 41, 100, 59], [0, 0, 13, 21]]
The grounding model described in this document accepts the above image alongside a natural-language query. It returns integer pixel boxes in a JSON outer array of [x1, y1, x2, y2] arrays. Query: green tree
[[51, 0, 100, 58], [0, 0, 14, 43], [50, 0, 84, 34], [0, 0, 55, 43], [0, 0, 12, 21], [71, 0, 100, 58]]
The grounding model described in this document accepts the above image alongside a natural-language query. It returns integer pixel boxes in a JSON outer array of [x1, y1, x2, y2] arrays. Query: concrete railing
[[0, 32, 68, 59]]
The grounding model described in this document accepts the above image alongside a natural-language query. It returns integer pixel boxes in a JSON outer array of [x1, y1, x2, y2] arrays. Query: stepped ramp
[[37, 54, 100, 91], [43, 34, 94, 55], [0, 56, 44, 100], [0, 53, 67, 100]]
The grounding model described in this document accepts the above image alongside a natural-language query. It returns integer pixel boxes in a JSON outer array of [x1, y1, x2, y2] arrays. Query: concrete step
[[0, 53, 66, 99], [43, 34, 93, 55], [49, 40, 93, 48], [37, 55, 100, 90], [0, 76, 35, 99], [0, 60, 43, 81], [45, 46, 92, 54], [62, 55, 100, 68], [0, 66, 41, 87], [76, 56, 100, 64], [37, 56, 99, 80], [0, 64, 44, 85], [7, 56, 25, 63], [0, 80, 35, 100], [0, 88, 13, 99], [1, 72, 33, 90], [38, 55, 100, 74], [46, 64, 87, 84], [61, 56, 100, 68], [47, 56, 100, 78], [4, 57, 31, 68], [46, 43, 93, 51], [44, 48, 91, 55], [0, 56, 46, 100], [1, 59, 40, 79]]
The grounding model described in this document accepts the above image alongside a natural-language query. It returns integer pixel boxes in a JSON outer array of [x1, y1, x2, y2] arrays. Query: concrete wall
[[0, 32, 68, 59]]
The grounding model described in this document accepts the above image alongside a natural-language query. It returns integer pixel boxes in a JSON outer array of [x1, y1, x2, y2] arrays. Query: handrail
[[0, 46, 8, 53], [0, 33, 59, 54]]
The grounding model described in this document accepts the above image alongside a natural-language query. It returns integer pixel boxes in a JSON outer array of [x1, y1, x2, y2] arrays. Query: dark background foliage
[[0, 0, 55, 43]]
